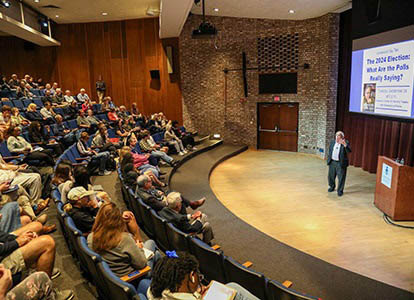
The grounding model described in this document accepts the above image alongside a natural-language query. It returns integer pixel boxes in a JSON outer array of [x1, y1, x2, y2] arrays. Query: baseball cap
[[67, 187, 95, 202]]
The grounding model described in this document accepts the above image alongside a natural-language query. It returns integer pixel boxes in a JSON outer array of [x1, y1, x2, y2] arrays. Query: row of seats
[[52, 190, 147, 300], [117, 161, 320, 300]]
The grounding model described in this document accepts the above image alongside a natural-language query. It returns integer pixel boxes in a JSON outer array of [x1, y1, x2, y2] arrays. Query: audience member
[[10, 107, 29, 127], [7, 126, 55, 167], [52, 88, 65, 106], [65, 101, 78, 120], [77, 131, 111, 176], [63, 90, 75, 104], [28, 122, 63, 157], [172, 120, 196, 151], [164, 124, 187, 155], [87, 202, 161, 278], [77, 88, 90, 103], [54, 115, 77, 147], [159, 192, 214, 244], [139, 131, 176, 166], [41, 90, 53, 104], [147, 252, 259, 300], [8, 75, 19, 89], [39, 101, 56, 124]]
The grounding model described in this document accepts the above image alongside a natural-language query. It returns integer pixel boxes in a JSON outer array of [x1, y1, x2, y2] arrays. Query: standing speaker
[[150, 70, 160, 79]]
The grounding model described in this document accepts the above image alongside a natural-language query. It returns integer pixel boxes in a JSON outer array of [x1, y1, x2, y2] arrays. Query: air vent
[[40, 5, 61, 9]]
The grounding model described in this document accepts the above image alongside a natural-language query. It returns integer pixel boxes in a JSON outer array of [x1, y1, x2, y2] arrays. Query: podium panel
[[374, 156, 414, 221]]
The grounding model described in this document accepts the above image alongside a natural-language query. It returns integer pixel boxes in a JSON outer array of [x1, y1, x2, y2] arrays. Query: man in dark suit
[[327, 131, 352, 197]]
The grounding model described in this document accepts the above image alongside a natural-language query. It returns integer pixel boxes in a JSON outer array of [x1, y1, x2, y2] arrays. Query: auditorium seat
[[188, 237, 227, 283], [77, 236, 112, 299], [136, 198, 154, 238], [64, 216, 82, 260], [1, 100, 13, 107], [12, 99, 24, 111], [96, 261, 141, 300], [120, 182, 131, 210], [22, 98, 32, 108], [67, 120, 78, 129], [56, 201, 71, 252], [33, 99, 44, 107], [128, 188, 144, 227], [149, 209, 170, 251], [223, 256, 268, 300], [165, 222, 191, 252], [266, 279, 319, 300]]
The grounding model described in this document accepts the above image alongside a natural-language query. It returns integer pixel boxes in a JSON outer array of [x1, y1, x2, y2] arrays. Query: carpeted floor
[[169, 144, 414, 300]]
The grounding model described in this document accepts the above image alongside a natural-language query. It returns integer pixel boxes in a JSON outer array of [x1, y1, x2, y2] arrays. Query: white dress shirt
[[332, 142, 341, 161]]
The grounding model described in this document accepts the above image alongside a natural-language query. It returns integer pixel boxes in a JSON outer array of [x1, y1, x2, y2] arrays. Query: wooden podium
[[374, 156, 414, 221]]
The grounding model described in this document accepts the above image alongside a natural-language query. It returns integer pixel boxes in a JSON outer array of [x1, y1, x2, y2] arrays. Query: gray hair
[[335, 131, 344, 138], [166, 192, 182, 209], [137, 175, 150, 187]]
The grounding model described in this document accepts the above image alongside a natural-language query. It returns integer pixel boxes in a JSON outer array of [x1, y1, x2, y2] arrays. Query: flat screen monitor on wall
[[259, 73, 297, 94], [349, 25, 414, 120]]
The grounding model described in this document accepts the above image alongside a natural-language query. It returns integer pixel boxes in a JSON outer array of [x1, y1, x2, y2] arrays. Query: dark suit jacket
[[327, 140, 351, 168], [135, 187, 165, 212], [158, 207, 202, 234]]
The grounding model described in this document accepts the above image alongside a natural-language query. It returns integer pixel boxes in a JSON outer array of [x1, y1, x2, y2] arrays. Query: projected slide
[[349, 39, 414, 118]]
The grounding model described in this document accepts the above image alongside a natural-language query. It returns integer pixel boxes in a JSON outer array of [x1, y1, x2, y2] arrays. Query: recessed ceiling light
[[34, 0, 39, 2], [213, 8, 219, 12], [289, 9, 295, 14], [55, 15, 59, 18], [102, 12, 108, 16]]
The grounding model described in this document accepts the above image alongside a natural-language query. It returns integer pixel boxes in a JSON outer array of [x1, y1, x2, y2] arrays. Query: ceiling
[[191, 0, 351, 20], [22, 0, 160, 24]]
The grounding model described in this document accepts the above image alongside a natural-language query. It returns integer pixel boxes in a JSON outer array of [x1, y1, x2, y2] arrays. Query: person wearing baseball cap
[[64, 187, 98, 234]]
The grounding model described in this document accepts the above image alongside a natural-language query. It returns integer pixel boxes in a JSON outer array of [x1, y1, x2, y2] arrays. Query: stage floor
[[210, 149, 414, 292]]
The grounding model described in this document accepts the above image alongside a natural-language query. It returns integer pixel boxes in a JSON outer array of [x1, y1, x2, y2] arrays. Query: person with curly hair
[[147, 251, 259, 300]]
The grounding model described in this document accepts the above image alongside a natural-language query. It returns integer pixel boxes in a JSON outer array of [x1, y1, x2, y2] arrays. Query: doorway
[[257, 102, 299, 151]]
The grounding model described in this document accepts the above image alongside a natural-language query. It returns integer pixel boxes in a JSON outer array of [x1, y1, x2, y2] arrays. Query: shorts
[[1, 248, 26, 274]]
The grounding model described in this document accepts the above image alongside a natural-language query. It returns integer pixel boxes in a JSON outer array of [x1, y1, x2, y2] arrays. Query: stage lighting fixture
[[40, 19, 48, 28], [213, 134, 221, 139], [1, 1, 11, 8]]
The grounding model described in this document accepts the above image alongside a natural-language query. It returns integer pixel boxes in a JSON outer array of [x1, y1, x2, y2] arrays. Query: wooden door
[[258, 103, 298, 152]]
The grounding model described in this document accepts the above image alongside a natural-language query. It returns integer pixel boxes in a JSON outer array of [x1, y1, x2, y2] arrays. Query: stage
[[209, 149, 414, 293]]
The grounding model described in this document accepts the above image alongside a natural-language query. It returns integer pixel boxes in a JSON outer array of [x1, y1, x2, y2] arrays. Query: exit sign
[[274, 96, 281, 102]]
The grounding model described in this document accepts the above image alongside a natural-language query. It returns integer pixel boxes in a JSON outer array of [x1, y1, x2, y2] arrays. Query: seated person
[[81, 98, 93, 112], [77, 110, 97, 134], [64, 100, 78, 120], [92, 125, 119, 155], [41, 90, 53, 105], [147, 252, 260, 300], [63, 90, 75, 104], [118, 106, 128, 120], [172, 120, 196, 151], [119, 147, 161, 183], [39, 101, 56, 124], [77, 132, 112, 176], [26, 104, 52, 125], [77, 88, 91, 103], [28, 122, 63, 157], [136, 175, 204, 212], [139, 131, 176, 166], [54, 114, 77, 147], [0, 130, 45, 204], [8, 75, 19, 89], [86, 109, 101, 127], [41, 83, 52, 96], [164, 124, 187, 156], [122, 163, 139, 189], [107, 107, 119, 123], [52, 162, 73, 203], [0, 266, 73, 300], [0, 218, 60, 279], [23, 84, 34, 99], [114, 119, 130, 140], [51, 88, 65, 107], [7, 126, 55, 167], [64, 186, 100, 234], [159, 192, 214, 244], [0, 106, 12, 131], [10, 108, 30, 127], [87, 202, 161, 278]]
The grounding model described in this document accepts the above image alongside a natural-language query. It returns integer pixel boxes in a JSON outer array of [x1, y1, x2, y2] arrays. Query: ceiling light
[[289, 9, 295, 14], [40, 19, 48, 27], [102, 12, 108, 16], [55, 15, 59, 18], [1, 0, 11, 8], [213, 8, 219, 12], [34, 0, 39, 3]]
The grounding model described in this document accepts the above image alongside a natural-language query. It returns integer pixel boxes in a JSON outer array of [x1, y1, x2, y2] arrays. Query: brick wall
[[179, 14, 339, 156]]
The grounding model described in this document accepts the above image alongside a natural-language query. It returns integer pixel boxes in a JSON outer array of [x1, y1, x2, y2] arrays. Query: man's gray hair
[[166, 192, 182, 209], [335, 131, 344, 138], [137, 175, 150, 187]]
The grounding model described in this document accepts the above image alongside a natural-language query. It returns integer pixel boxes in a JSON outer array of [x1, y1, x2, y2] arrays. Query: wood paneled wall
[[0, 18, 182, 122]]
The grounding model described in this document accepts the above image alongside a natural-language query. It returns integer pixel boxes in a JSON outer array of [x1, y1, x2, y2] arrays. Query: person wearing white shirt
[[327, 131, 352, 197], [77, 88, 91, 103], [64, 90, 75, 104]]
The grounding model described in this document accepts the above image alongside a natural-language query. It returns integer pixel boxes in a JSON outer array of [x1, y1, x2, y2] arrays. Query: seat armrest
[[120, 266, 151, 282]]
